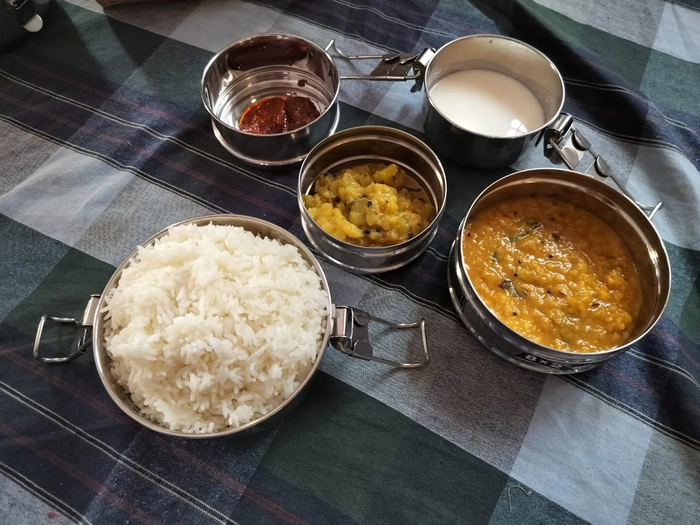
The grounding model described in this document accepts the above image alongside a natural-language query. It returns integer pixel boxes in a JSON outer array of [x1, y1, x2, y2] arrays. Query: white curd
[[429, 69, 545, 137]]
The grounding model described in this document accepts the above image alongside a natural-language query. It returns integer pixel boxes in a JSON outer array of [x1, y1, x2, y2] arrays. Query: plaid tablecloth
[[2, 1, 699, 524]]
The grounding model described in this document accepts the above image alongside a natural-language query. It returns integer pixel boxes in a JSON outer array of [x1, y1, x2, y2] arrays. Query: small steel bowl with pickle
[[298, 126, 447, 274], [201, 33, 340, 167]]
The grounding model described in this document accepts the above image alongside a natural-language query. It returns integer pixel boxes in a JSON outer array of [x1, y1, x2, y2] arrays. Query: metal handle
[[329, 306, 430, 368], [3, 0, 43, 31], [32, 296, 430, 369], [325, 39, 435, 93], [541, 113, 663, 220], [33, 295, 100, 363]]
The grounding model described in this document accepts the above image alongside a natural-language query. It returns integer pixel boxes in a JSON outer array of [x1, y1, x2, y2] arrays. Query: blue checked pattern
[[1, 1, 699, 524]]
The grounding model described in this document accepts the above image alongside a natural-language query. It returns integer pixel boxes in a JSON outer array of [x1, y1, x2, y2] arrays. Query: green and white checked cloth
[[1, 1, 699, 524]]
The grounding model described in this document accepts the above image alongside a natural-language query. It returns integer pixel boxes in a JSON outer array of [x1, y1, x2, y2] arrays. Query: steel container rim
[[210, 105, 341, 168], [298, 125, 447, 274], [92, 214, 334, 438], [449, 168, 671, 373], [201, 33, 341, 167], [201, 32, 340, 136]]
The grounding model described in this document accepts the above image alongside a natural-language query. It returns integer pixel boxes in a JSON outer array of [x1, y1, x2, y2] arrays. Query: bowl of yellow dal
[[448, 168, 671, 374]]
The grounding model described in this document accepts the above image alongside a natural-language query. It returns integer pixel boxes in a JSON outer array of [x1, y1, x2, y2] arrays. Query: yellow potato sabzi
[[303, 163, 435, 247]]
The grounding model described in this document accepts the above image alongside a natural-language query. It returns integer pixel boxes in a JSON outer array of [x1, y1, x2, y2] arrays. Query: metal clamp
[[2, 0, 43, 31], [542, 113, 663, 219], [330, 306, 430, 368], [33, 295, 100, 363], [325, 39, 436, 92]]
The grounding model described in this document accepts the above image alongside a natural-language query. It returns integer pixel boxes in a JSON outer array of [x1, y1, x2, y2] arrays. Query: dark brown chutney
[[239, 96, 320, 134]]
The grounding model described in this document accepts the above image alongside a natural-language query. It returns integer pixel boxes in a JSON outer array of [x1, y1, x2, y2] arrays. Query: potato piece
[[348, 199, 368, 227], [302, 194, 318, 208], [342, 220, 365, 239], [337, 171, 365, 202], [373, 163, 398, 184]]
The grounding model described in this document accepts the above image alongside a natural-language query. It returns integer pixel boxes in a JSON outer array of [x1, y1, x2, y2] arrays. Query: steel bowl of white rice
[[92, 215, 332, 437]]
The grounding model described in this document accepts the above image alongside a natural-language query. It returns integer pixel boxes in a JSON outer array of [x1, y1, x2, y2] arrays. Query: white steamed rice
[[103, 222, 329, 434]]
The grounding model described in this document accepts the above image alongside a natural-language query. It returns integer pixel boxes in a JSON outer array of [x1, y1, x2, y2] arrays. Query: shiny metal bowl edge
[[448, 168, 671, 373], [298, 126, 447, 274], [201, 33, 340, 167], [423, 34, 566, 169], [92, 214, 333, 437]]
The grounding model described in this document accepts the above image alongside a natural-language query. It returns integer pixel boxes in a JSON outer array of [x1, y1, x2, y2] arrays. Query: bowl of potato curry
[[298, 126, 446, 274]]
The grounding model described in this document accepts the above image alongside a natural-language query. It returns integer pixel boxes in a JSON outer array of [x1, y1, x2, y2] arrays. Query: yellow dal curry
[[303, 163, 435, 247], [462, 196, 642, 353]]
